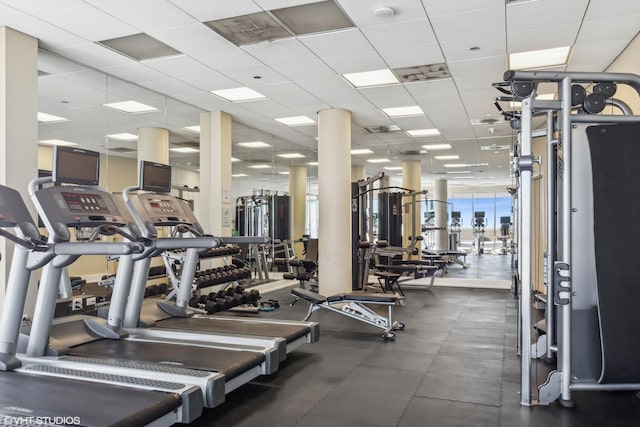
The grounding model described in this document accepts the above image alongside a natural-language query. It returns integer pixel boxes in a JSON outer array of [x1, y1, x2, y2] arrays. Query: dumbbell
[[224, 295, 237, 308], [188, 295, 200, 308], [204, 300, 219, 314], [197, 295, 208, 306], [158, 283, 168, 294], [214, 297, 228, 311], [207, 292, 218, 301]]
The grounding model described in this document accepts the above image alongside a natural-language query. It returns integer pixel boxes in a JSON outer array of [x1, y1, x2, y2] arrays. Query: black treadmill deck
[[0, 371, 180, 427], [157, 316, 309, 343], [70, 338, 264, 380]]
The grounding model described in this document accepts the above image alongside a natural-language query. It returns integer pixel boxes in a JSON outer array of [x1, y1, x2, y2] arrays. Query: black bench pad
[[291, 288, 327, 304], [343, 291, 397, 303]]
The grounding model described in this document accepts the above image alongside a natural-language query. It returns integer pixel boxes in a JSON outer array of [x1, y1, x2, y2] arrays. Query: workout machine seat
[[291, 288, 404, 339]]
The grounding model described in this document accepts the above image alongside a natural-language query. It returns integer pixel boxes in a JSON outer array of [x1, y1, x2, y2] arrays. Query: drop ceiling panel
[[234, 99, 296, 118], [361, 19, 437, 49], [299, 28, 373, 58], [378, 43, 444, 69], [39, 5, 139, 41], [567, 40, 631, 72], [506, 0, 589, 32], [584, 0, 640, 19], [179, 72, 237, 91], [337, 0, 428, 27], [201, 48, 267, 74], [270, 58, 337, 81], [390, 116, 437, 130], [430, 7, 505, 42], [241, 38, 316, 65], [228, 66, 291, 88], [321, 51, 388, 74], [137, 79, 198, 97], [46, 42, 136, 68], [92, 0, 196, 32], [423, 0, 504, 17], [148, 24, 235, 56], [507, 23, 581, 53], [168, 0, 262, 22], [102, 63, 172, 84], [0, 0, 85, 16], [357, 85, 415, 107], [141, 55, 213, 77], [257, 82, 325, 106], [575, 14, 640, 45], [439, 33, 506, 62]]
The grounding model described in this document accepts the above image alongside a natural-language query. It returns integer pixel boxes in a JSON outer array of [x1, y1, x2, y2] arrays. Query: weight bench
[[291, 288, 405, 339]]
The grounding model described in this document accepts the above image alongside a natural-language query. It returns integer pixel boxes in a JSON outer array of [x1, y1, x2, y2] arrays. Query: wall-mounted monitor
[[474, 211, 485, 219], [53, 146, 100, 186], [140, 161, 172, 193], [451, 211, 461, 219]]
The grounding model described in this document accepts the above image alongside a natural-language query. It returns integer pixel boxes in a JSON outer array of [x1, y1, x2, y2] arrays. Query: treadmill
[[0, 183, 191, 426], [119, 161, 318, 360], [19, 147, 276, 409]]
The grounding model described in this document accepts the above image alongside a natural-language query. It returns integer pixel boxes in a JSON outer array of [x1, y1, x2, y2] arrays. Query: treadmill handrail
[[54, 241, 144, 256]]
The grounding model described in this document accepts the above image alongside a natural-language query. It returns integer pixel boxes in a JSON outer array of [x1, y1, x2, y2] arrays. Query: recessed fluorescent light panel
[[434, 155, 459, 160], [274, 116, 316, 126], [278, 171, 290, 175], [232, 173, 248, 177], [351, 148, 373, 155], [248, 164, 272, 169], [342, 69, 399, 88], [509, 46, 571, 70], [210, 87, 267, 102], [444, 162, 488, 168], [422, 143, 452, 151], [382, 106, 424, 118], [38, 112, 69, 123], [39, 139, 77, 147], [446, 170, 471, 174], [103, 101, 159, 114], [367, 158, 390, 163], [384, 166, 403, 171], [480, 145, 510, 151], [406, 128, 440, 137], [277, 153, 305, 158], [237, 141, 272, 148], [307, 161, 319, 166], [170, 147, 200, 153], [183, 125, 201, 133], [98, 33, 181, 61], [271, 0, 354, 36], [106, 133, 138, 141], [231, 157, 241, 162]]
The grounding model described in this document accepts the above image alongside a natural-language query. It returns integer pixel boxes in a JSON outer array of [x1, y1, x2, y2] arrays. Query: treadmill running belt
[[0, 371, 180, 427], [157, 317, 309, 343], [587, 122, 640, 383], [70, 339, 264, 380]]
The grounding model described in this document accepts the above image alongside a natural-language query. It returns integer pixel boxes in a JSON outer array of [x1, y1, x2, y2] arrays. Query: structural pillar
[[351, 165, 364, 182], [434, 178, 448, 251], [402, 160, 421, 254], [318, 109, 351, 295], [0, 27, 38, 312], [137, 127, 169, 174], [199, 111, 232, 236], [289, 166, 307, 257]]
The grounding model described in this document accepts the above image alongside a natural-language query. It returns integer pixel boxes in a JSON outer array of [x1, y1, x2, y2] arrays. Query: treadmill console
[[35, 186, 127, 228], [131, 193, 200, 227]]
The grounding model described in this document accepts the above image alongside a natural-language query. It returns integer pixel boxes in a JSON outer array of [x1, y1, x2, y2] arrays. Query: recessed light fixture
[[444, 162, 488, 168], [38, 112, 70, 123], [384, 166, 403, 171], [446, 170, 471, 174], [277, 153, 305, 158], [367, 158, 390, 163], [231, 157, 241, 162], [232, 173, 248, 177], [382, 105, 424, 118], [351, 148, 374, 155], [183, 125, 201, 133], [237, 141, 272, 148], [210, 87, 267, 102], [422, 143, 452, 151], [39, 139, 78, 147], [102, 100, 160, 114], [342, 69, 399, 88], [509, 46, 571, 70], [406, 128, 440, 137], [106, 133, 138, 141], [274, 116, 316, 126], [307, 161, 319, 166], [278, 171, 290, 175], [434, 155, 459, 160], [248, 164, 272, 169], [449, 176, 475, 180], [169, 147, 200, 153]]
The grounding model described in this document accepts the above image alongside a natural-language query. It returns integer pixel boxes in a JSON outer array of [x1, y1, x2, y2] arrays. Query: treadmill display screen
[[140, 161, 171, 193], [54, 147, 100, 186], [62, 192, 109, 213], [147, 198, 180, 215]]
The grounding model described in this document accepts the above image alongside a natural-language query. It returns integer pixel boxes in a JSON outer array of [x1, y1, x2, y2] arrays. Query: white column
[[137, 127, 169, 176], [351, 165, 364, 182], [318, 109, 351, 295], [289, 166, 307, 257], [402, 160, 421, 253], [0, 27, 38, 312], [199, 111, 232, 236], [434, 178, 448, 251]]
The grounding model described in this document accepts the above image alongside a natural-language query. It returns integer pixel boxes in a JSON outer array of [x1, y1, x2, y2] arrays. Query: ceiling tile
[[422, 0, 504, 17], [47, 42, 136, 68], [506, 0, 589, 32], [299, 28, 373, 58], [143, 55, 214, 77], [168, 0, 262, 22], [270, 58, 337, 81], [576, 14, 640, 45], [358, 85, 415, 107], [508, 23, 581, 53], [337, 0, 429, 27], [0, 0, 85, 16], [361, 18, 437, 49], [149, 24, 236, 56], [92, 0, 196, 32], [320, 51, 387, 74], [378, 43, 445, 69], [39, 4, 139, 41], [430, 7, 505, 42], [440, 33, 506, 62], [241, 38, 316, 65]]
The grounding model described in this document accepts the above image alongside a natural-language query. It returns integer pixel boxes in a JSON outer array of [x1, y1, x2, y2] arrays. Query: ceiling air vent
[[400, 149, 426, 155], [480, 144, 510, 151], [365, 125, 401, 134], [392, 63, 451, 83], [204, 12, 292, 46], [470, 118, 506, 125], [107, 147, 137, 153]]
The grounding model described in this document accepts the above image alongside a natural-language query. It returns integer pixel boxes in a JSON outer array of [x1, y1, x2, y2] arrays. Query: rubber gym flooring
[[188, 265, 640, 426]]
